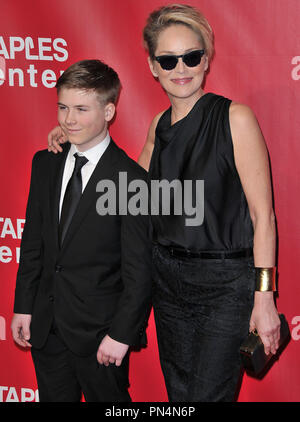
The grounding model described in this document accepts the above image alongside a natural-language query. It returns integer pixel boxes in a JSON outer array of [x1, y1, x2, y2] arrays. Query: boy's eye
[[77, 108, 87, 112], [58, 105, 66, 110]]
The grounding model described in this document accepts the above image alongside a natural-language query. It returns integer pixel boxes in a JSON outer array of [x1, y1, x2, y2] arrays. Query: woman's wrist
[[255, 267, 276, 291], [253, 291, 275, 306]]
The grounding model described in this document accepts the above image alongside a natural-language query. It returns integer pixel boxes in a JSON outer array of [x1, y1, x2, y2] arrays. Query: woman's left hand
[[249, 291, 281, 355]]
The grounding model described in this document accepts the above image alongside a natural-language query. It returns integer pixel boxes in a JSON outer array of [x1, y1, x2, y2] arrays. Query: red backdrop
[[0, 0, 299, 402]]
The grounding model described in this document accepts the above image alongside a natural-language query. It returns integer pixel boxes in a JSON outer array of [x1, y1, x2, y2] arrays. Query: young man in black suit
[[11, 60, 152, 402]]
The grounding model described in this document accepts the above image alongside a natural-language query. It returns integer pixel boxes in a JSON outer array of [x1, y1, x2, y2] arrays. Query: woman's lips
[[171, 78, 193, 85]]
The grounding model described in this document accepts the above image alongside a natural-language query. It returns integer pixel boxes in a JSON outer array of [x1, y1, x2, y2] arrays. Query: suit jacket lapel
[[59, 140, 119, 254]]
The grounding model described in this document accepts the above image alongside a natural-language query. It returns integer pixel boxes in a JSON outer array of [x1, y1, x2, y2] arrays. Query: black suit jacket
[[14, 140, 152, 356]]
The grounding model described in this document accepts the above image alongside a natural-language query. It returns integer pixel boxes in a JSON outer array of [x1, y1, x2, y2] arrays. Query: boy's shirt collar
[[69, 131, 111, 165]]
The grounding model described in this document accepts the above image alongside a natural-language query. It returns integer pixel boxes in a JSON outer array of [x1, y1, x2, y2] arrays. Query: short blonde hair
[[143, 4, 214, 63], [56, 59, 121, 105]]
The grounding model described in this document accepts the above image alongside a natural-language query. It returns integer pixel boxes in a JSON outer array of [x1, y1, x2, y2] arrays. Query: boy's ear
[[104, 103, 116, 122]]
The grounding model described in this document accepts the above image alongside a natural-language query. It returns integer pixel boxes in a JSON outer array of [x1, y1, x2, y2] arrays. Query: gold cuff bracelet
[[255, 267, 277, 291]]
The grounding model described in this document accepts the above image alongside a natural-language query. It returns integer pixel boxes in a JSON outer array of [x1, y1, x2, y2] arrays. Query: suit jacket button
[[55, 265, 62, 272], [49, 295, 54, 302]]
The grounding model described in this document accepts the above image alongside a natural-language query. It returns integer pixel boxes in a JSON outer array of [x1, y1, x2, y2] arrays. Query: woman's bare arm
[[230, 102, 280, 355], [138, 111, 164, 171]]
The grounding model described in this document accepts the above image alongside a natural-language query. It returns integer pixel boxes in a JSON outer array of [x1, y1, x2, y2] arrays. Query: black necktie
[[59, 153, 88, 247]]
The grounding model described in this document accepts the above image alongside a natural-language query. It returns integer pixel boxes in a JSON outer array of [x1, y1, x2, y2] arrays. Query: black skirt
[[152, 243, 255, 402]]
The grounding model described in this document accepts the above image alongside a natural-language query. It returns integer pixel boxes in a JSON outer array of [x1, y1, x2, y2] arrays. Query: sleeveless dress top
[[148, 92, 254, 251]]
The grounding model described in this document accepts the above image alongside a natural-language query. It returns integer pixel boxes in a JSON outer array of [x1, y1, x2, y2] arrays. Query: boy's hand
[[97, 335, 129, 367], [11, 313, 32, 348]]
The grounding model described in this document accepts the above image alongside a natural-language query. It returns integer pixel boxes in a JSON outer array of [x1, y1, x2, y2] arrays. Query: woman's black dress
[[149, 93, 255, 402]]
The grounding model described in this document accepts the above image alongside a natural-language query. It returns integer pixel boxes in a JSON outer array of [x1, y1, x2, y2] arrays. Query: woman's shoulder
[[230, 99, 252, 109], [229, 102, 258, 134], [150, 110, 166, 130], [229, 101, 264, 152], [146, 110, 166, 145]]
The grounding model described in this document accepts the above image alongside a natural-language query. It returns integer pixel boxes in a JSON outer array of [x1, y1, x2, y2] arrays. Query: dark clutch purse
[[240, 313, 290, 376]]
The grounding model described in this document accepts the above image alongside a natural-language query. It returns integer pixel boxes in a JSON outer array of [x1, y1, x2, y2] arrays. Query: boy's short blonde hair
[[56, 59, 121, 105]]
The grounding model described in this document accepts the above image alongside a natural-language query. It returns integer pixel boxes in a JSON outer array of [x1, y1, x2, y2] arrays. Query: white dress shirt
[[59, 132, 111, 219]]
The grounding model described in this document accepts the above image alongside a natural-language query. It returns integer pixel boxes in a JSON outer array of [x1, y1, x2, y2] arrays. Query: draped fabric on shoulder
[[148, 93, 253, 251]]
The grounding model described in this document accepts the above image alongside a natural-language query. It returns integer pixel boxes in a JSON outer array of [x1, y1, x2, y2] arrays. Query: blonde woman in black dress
[[138, 4, 280, 402]]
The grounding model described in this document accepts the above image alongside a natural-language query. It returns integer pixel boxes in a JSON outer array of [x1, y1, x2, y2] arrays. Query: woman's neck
[[169, 89, 205, 125]]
